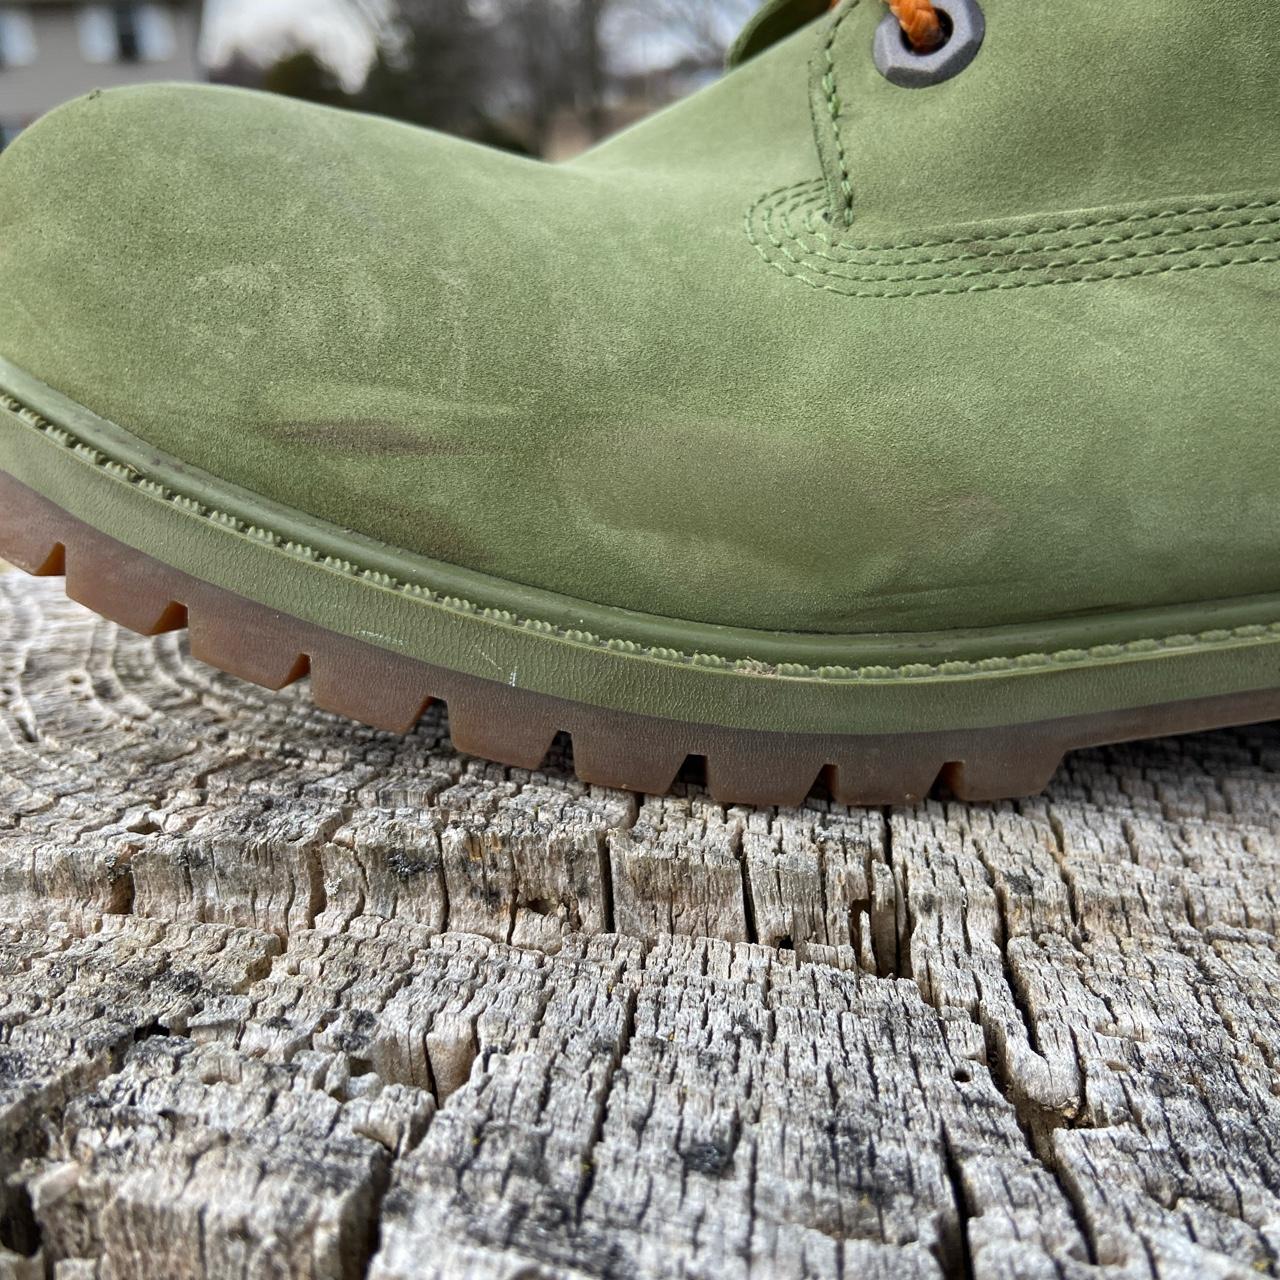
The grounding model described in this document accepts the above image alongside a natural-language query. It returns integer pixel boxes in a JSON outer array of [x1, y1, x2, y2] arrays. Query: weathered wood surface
[[0, 570, 1278, 1280]]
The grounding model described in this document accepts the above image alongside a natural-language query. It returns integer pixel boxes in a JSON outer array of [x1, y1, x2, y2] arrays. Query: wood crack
[[3, 574, 1280, 1278], [937, 1124, 976, 1280]]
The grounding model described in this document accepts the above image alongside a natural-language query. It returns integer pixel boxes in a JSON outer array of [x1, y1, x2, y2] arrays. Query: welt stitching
[[754, 185, 1280, 281], [752, 179, 1280, 251], [788, 210, 1280, 269], [748, 239, 1280, 297], [800, 215, 1280, 268], [761, 187, 1280, 274], [4, 386, 1280, 683], [764, 226, 1280, 286], [746, 184, 1280, 294]]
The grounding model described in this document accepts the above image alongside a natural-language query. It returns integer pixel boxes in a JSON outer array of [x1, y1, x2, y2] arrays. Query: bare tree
[[316, 0, 754, 153], [606, 0, 755, 71], [496, 0, 579, 153], [342, 0, 616, 150], [351, 0, 509, 140]]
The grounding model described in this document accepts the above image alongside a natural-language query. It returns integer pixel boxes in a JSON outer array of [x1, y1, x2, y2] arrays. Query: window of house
[[78, 4, 176, 64], [0, 10, 39, 69], [114, 4, 141, 61]]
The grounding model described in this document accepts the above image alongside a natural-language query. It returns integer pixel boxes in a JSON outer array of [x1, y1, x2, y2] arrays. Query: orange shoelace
[[887, 0, 945, 50], [829, 0, 946, 52]]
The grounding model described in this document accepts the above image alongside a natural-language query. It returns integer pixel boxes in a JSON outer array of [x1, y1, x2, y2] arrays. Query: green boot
[[2, 0, 1278, 806]]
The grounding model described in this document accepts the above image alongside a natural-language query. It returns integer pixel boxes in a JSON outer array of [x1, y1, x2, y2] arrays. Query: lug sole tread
[[1, 471, 1276, 807]]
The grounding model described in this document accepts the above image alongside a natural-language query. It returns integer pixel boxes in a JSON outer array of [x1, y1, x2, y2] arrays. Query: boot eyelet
[[873, 0, 984, 88]]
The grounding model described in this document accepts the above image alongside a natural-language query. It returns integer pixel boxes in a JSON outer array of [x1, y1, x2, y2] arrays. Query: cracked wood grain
[[0, 574, 1278, 1279]]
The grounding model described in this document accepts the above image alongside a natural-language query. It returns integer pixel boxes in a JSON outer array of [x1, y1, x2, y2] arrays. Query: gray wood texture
[[0, 572, 1278, 1280]]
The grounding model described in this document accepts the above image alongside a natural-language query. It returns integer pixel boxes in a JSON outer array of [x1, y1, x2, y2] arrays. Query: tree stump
[[1, 570, 1278, 1280]]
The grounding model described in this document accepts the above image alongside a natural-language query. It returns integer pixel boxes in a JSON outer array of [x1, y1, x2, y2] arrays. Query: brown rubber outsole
[[2, 470, 1278, 808]]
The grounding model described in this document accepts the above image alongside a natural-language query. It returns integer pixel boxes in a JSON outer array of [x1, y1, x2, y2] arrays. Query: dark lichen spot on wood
[[0, 1184, 40, 1258], [679, 1137, 738, 1177]]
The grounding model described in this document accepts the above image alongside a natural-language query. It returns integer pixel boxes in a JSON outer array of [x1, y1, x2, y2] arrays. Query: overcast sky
[[200, 0, 382, 87]]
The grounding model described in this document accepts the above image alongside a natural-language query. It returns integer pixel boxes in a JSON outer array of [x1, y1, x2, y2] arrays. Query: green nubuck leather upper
[[1, 0, 1278, 637]]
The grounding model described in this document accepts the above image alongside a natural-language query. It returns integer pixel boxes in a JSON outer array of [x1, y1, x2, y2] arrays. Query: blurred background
[[0, 0, 755, 159]]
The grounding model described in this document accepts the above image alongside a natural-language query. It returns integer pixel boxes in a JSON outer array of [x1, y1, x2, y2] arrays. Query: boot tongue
[[727, 0, 829, 66]]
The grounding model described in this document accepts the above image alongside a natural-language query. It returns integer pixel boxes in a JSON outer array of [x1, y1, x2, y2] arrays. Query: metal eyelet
[[872, 0, 985, 88]]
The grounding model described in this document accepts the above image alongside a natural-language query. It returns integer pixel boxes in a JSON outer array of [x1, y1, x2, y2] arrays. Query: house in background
[[0, 1, 203, 148]]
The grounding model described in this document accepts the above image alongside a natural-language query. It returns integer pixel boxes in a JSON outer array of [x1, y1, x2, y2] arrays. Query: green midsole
[[2, 356, 1278, 736]]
